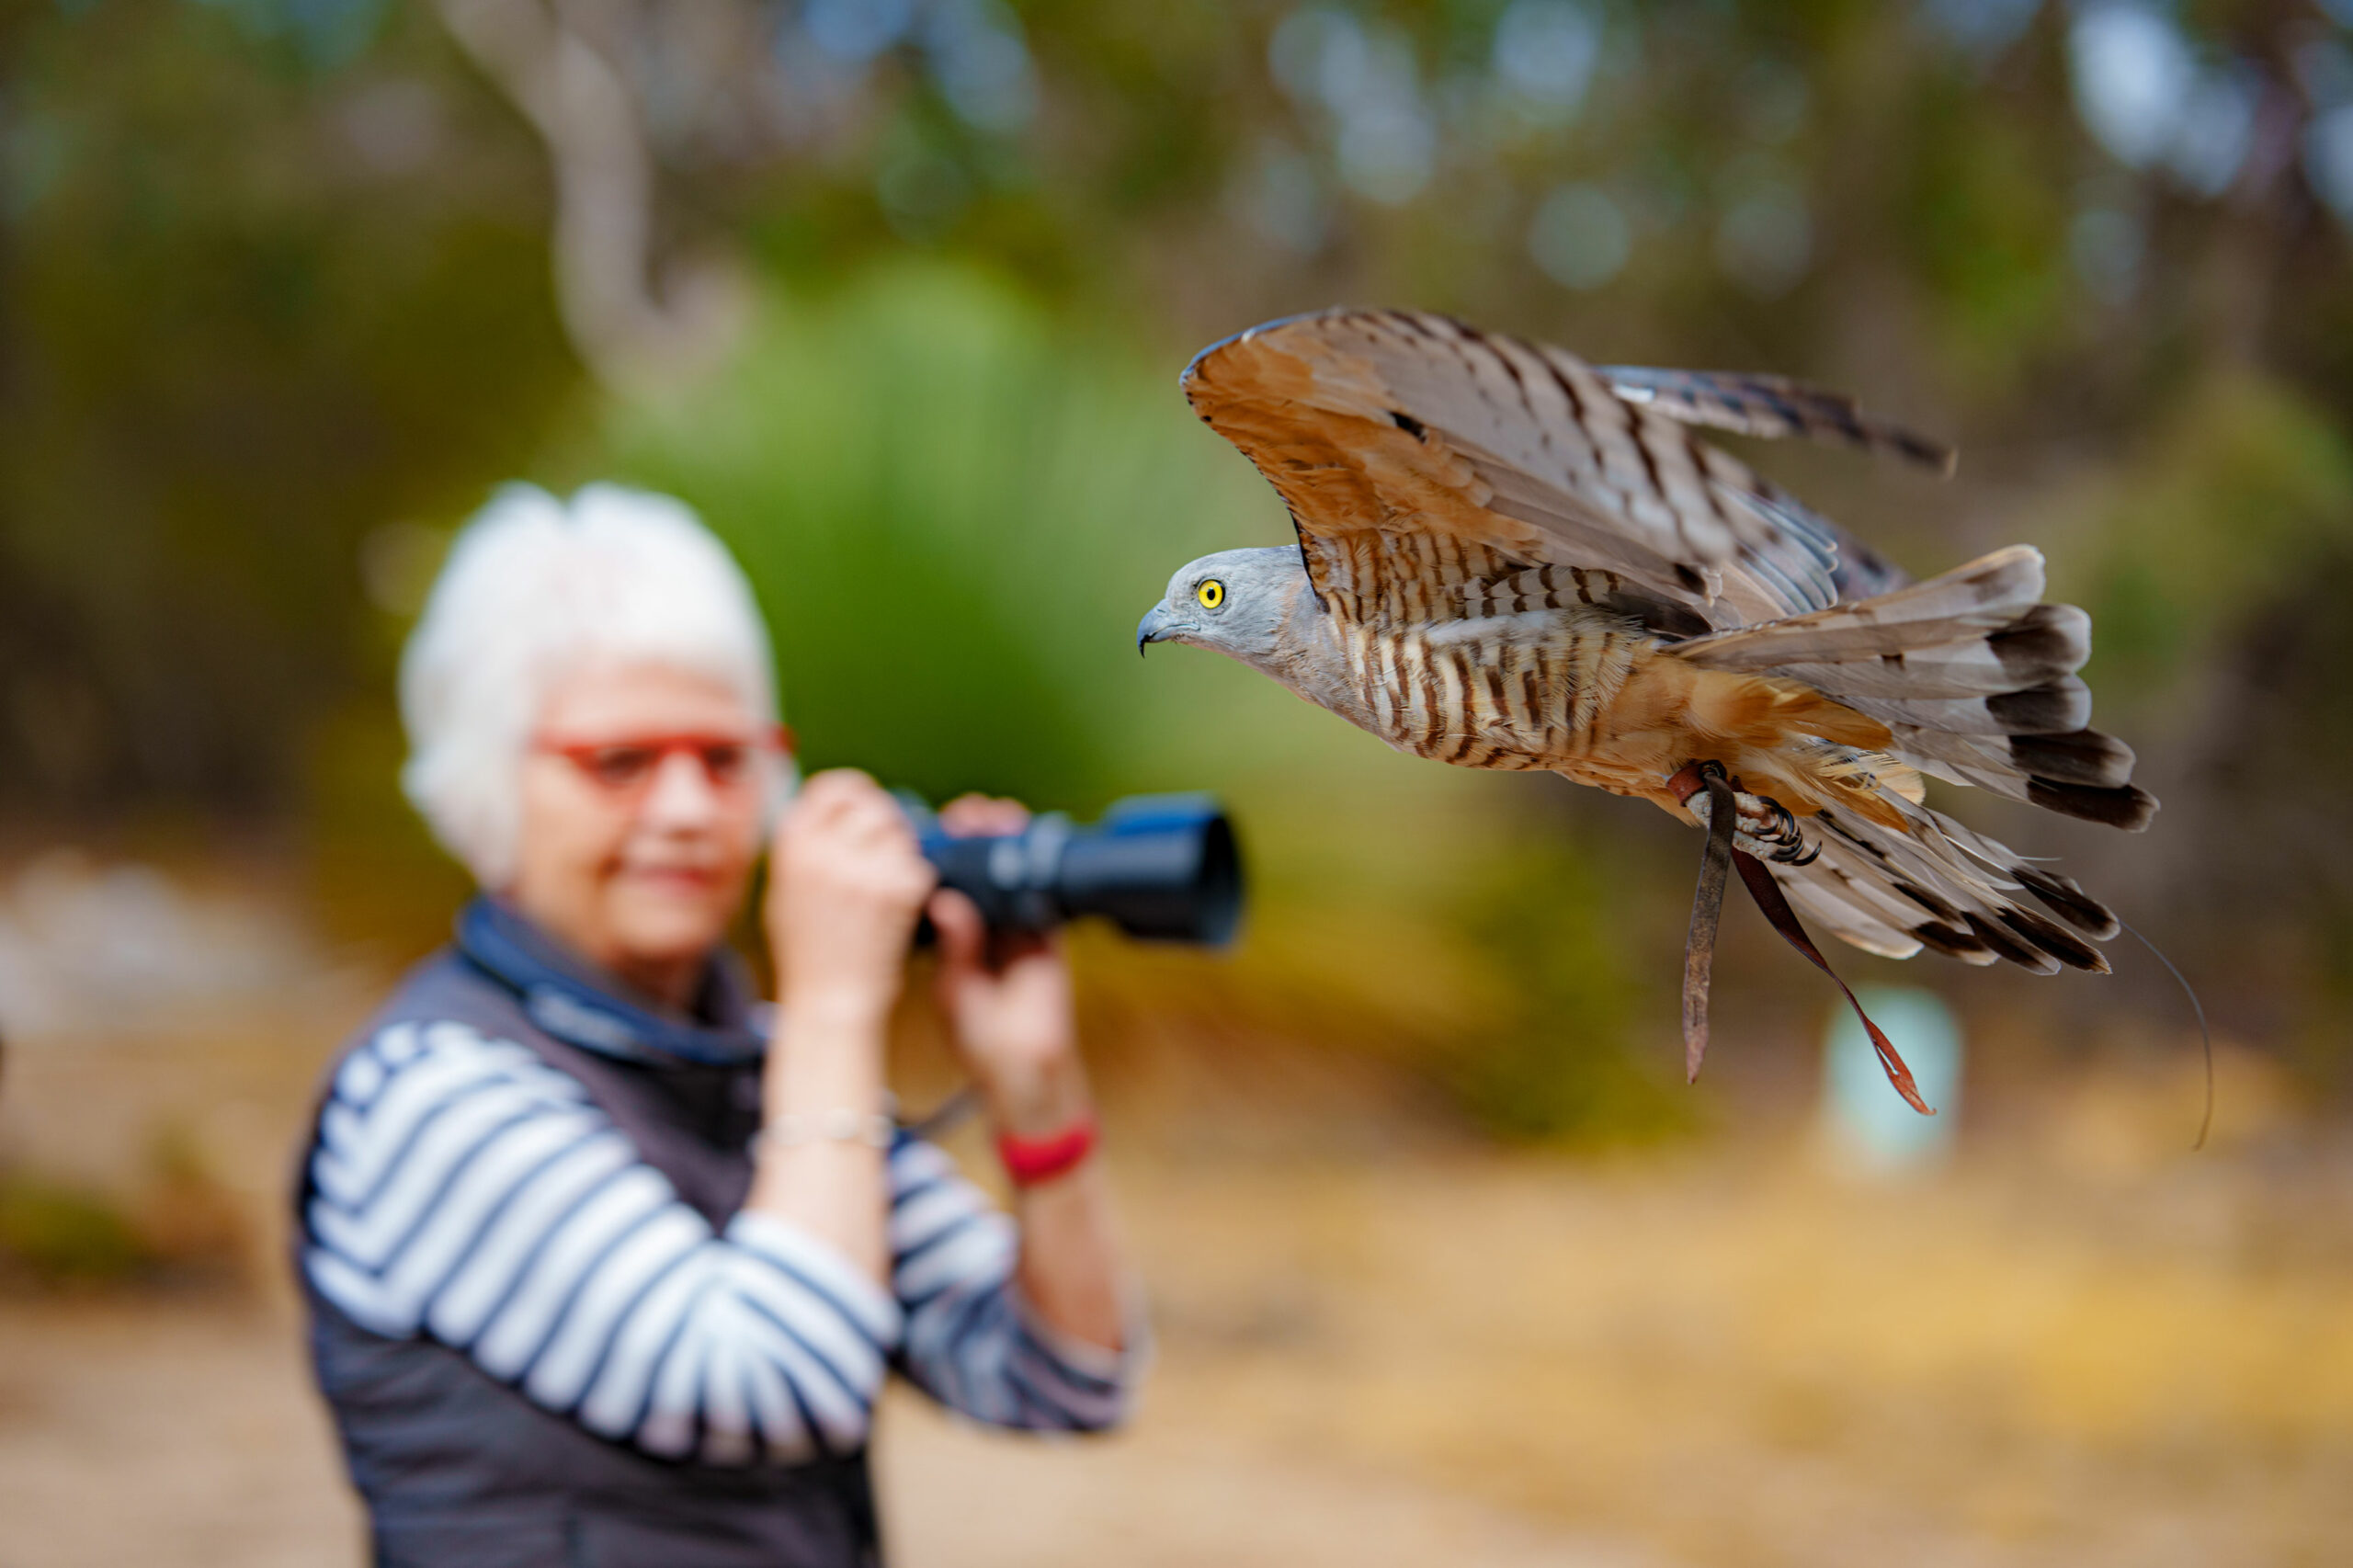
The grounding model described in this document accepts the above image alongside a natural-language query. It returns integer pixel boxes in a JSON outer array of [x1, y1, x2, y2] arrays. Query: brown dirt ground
[[1, 997, 2347, 1567]]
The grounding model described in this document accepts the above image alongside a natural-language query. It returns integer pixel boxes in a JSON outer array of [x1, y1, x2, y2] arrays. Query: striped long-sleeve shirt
[[302, 1018, 1131, 1466]]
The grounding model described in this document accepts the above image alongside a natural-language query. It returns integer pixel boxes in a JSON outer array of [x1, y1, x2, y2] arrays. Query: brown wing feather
[[1595, 366, 1956, 474], [1180, 321, 1537, 622], [1181, 310, 1881, 637]]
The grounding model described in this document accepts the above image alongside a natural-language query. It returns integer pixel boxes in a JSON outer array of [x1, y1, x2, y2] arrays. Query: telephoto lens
[[906, 793, 1244, 947]]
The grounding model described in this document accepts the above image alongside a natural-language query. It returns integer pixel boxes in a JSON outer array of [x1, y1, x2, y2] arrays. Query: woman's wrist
[[996, 1113, 1098, 1187], [982, 1051, 1094, 1140], [990, 1054, 1099, 1187], [778, 981, 898, 1039], [766, 986, 894, 1123]]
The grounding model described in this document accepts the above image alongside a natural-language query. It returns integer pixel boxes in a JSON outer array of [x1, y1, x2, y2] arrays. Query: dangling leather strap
[[1664, 762, 1936, 1116], [1731, 852, 1934, 1116], [1674, 763, 1739, 1085]]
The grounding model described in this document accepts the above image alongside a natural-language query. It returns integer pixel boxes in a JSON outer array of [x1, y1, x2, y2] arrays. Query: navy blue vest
[[297, 906, 881, 1568]]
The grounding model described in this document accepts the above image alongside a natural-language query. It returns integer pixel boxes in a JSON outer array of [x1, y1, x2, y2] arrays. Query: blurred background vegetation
[[8, 13, 2353, 1558], [5, 0, 2353, 1142]]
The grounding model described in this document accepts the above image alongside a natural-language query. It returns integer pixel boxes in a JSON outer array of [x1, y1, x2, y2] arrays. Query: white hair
[[399, 483, 784, 886]]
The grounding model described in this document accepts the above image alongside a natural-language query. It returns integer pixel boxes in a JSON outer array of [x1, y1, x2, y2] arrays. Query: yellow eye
[[1196, 578, 1226, 609]]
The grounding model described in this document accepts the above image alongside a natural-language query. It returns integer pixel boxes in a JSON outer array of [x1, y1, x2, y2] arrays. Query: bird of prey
[[1135, 309, 2153, 1110]]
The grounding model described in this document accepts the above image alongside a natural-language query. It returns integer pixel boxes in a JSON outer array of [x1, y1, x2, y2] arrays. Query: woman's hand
[[753, 769, 926, 1284], [932, 797, 1127, 1354], [927, 795, 1093, 1139], [764, 769, 936, 1030]]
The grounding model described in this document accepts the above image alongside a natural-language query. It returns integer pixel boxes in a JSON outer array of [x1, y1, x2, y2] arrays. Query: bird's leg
[[1664, 759, 1934, 1119], [1676, 774, 1817, 866]]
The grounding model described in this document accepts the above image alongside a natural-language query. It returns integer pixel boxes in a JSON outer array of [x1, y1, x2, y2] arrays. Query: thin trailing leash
[[2119, 919, 2213, 1151], [902, 1084, 982, 1142], [1734, 846, 1933, 1116], [1667, 761, 1935, 1116]]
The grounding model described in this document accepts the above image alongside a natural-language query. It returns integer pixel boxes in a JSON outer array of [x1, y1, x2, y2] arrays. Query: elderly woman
[[296, 485, 1138, 1566]]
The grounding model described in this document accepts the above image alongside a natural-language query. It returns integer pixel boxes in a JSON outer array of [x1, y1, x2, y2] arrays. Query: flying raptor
[[1135, 309, 2154, 1110]]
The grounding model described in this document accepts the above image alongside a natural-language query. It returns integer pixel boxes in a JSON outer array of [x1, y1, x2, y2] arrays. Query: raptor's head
[[1135, 547, 1308, 673]]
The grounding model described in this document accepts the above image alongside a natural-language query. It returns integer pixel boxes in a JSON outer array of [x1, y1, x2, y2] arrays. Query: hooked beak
[[1136, 603, 1182, 657]]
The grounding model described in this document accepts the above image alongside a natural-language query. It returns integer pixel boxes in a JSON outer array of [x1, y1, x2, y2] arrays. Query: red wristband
[[995, 1116, 1098, 1187]]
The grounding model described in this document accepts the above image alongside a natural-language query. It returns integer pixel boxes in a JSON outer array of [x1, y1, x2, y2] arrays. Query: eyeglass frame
[[529, 723, 795, 801]]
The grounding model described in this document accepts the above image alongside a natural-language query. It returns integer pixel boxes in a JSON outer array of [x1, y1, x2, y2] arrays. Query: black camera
[[905, 793, 1244, 947]]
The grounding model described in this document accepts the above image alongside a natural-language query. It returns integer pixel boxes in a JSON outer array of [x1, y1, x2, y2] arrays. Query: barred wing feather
[[1175, 307, 2150, 982], [1181, 310, 1915, 637], [1593, 365, 1956, 474]]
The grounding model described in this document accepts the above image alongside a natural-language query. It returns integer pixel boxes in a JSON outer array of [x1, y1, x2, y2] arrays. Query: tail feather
[[1785, 790, 2118, 975], [2026, 778, 2159, 832], [1737, 603, 2088, 702], [1909, 920, 2003, 963], [1909, 741, 2156, 830], [1667, 543, 2144, 972], [1778, 873, 1924, 960], [2010, 728, 2136, 786], [1786, 839, 2004, 966], [1990, 604, 2094, 677], [1961, 911, 2067, 973], [1797, 795, 2136, 950], [1676, 545, 2046, 670], [1991, 905, 2108, 971], [1900, 727, 2134, 790], [2013, 864, 2122, 939], [1791, 846, 2006, 965], [1675, 546, 2156, 834], [1842, 678, 2091, 737]]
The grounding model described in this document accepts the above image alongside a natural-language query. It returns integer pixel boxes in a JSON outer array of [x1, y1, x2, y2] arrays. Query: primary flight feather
[[1136, 310, 2154, 1067]]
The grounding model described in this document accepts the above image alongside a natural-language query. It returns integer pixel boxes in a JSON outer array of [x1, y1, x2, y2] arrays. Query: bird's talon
[[1671, 767, 1813, 867], [1737, 795, 1814, 865]]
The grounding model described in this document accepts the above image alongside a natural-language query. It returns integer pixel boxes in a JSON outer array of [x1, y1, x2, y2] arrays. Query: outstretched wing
[[1182, 310, 1938, 636], [1592, 365, 1955, 475]]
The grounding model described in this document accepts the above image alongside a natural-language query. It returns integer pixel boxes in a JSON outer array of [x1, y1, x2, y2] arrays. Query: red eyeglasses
[[533, 724, 793, 799]]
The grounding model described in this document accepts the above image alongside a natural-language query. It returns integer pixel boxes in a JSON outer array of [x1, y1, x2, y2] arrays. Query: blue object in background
[[1821, 987, 1962, 1171]]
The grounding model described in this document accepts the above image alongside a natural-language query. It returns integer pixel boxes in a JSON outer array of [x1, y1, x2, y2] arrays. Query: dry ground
[[1, 993, 2347, 1567]]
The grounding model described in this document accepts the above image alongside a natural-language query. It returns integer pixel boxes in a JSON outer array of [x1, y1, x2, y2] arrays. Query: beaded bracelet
[[753, 1108, 895, 1152]]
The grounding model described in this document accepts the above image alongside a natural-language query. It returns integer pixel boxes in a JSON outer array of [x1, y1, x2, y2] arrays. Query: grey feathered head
[[1134, 547, 1313, 676]]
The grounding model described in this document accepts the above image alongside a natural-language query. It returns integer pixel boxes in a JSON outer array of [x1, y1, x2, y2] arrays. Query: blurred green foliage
[[1437, 833, 1692, 1145], [2065, 373, 2353, 719], [0, 0, 574, 809], [0, 1123, 252, 1290], [0, 1169, 146, 1287], [602, 265, 1274, 809]]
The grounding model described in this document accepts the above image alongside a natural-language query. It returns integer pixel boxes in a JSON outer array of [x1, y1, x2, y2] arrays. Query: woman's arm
[[304, 770, 942, 1465], [303, 1021, 902, 1464], [746, 769, 937, 1285], [884, 1132, 1131, 1430], [926, 796, 1137, 1355]]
